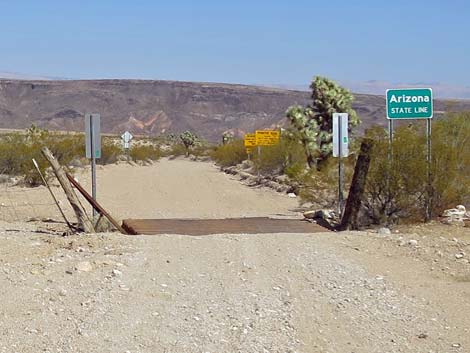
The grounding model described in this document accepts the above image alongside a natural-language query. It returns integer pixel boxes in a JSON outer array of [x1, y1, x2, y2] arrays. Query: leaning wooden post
[[337, 138, 373, 231], [41, 147, 95, 233]]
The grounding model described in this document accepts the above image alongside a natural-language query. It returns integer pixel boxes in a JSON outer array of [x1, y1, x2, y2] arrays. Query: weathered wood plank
[[41, 147, 95, 233]]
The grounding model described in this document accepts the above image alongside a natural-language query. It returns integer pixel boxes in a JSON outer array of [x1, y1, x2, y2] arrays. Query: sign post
[[386, 88, 433, 221], [244, 133, 256, 160], [85, 113, 101, 219], [121, 131, 133, 161], [333, 113, 349, 215]]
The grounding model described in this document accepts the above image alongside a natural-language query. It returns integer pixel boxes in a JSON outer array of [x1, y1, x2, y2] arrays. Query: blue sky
[[1, 0, 469, 88]]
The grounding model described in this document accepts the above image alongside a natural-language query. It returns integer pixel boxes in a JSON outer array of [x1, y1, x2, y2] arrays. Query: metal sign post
[[333, 113, 349, 215], [85, 113, 101, 219], [426, 118, 432, 221]]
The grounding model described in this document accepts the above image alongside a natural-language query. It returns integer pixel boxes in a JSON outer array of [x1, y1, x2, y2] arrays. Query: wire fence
[[0, 164, 67, 223]]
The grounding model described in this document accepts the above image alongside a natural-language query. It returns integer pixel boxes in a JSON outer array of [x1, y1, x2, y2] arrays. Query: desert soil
[[0, 158, 469, 353]]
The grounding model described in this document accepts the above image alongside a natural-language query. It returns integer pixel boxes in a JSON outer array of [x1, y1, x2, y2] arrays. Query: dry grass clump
[[210, 139, 247, 167], [129, 144, 162, 162]]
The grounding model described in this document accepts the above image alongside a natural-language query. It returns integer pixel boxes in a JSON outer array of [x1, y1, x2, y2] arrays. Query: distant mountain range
[[0, 78, 469, 141]]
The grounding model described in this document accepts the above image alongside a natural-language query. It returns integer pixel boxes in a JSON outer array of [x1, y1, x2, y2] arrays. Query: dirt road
[[0, 159, 469, 352]]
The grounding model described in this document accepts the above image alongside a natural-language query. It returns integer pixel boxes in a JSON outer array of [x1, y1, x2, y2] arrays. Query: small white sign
[[85, 113, 101, 159], [121, 131, 133, 149], [333, 113, 349, 157]]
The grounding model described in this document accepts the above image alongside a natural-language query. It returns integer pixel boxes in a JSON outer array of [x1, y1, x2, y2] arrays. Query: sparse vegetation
[[363, 113, 470, 224], [210, 133, 307, 175], [0, 126, 85, 186], [96, 140, 122, 165], [252, 135, 307, 175], [210, 139, 247, 167], [129, 144, 162, 162]]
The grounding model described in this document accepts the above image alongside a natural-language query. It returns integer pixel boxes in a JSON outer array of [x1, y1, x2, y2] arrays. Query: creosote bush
[[129, 144, 162, 162], [295, 152, 356, 208], [0, 127, 86, 186], [210, 133, 307, 175], [97, 141, 122, 165], [252, 137, 306, 175], [210, 139, 247, 167], [364, 113, 470, 224]]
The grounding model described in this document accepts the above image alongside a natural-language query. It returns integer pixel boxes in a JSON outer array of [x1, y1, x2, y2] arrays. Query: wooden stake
[[41, 147, 95, 233], [337, 139, 373, 231]]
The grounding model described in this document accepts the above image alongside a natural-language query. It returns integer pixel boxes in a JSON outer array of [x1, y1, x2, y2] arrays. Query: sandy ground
[[1, 158, 299, 222], [0, 158, 469, 353]]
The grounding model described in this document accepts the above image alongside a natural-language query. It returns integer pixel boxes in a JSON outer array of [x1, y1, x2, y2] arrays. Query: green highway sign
[[386, 88, 433, 119]]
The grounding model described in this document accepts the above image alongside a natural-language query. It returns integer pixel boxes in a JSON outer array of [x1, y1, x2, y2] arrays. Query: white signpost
[[333, 113, 349, 157], [333, 113, 349, 215], [121, 131, 133, 149], [85, 113, 101, 218]]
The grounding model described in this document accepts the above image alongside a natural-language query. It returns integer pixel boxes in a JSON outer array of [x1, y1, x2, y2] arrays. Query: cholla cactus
[[179, 131, 198, 155], [286, 76, 361, 169]]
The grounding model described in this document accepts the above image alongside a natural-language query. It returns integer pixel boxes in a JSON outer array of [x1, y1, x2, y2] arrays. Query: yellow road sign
[[255, 130, 280, 146], [244, 133, 256, 147]]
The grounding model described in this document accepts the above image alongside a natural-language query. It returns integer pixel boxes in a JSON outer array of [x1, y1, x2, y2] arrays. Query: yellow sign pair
[[244, 130, 280, 147]]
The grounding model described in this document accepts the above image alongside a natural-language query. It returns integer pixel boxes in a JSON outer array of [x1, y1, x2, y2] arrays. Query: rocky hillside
[[0, 79, 469, 141]]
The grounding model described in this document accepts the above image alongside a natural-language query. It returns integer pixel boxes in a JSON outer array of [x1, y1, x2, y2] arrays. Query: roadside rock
[[75, 261, 93, 272], [441, 205, 469, 227], [378, 227, 392, 235]]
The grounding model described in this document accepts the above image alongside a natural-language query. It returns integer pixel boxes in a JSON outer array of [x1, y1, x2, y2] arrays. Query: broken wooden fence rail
[[66, 173, 128, 235]]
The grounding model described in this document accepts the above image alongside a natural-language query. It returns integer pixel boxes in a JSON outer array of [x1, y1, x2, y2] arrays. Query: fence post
[[41, 147, 95, 233], [337, 138, 373, 231]]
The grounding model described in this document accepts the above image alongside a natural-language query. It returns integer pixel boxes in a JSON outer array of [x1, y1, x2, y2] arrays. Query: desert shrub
[[210, 139, 247, 167], [364, 113, 470, 224], [430, 113, 470, 210], [0, 128, 84, 186], [48, 134, 85, 166], [251, 135, 308, 176], [0, 133, 42, 186], [252, 144, 285, 174], [295, 152, 356, 207], [129, 144, 162, 161], [166, 143, 188, 158], [210, 134, 308, 173], [97, 140, 122, 165], [363, 126, 427, 224]]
